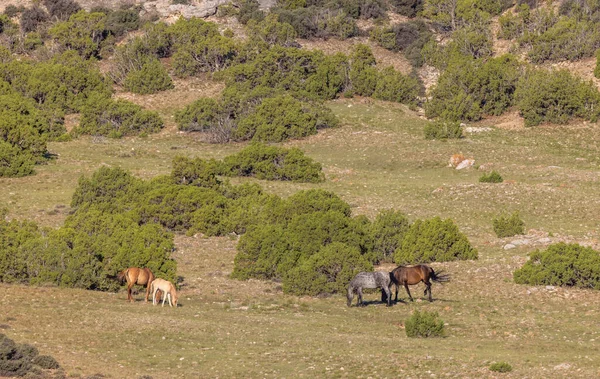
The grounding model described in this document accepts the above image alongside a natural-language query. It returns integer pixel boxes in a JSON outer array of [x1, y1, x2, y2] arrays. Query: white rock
[[503, 244, 516, 250]]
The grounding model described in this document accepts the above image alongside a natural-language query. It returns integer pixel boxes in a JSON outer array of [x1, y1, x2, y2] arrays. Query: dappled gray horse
[[347, 271, 392, 307]]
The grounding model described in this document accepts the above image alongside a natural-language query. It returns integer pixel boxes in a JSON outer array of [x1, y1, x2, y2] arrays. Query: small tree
[[371, 209, 410, 263], [123, 58, 174, 94]]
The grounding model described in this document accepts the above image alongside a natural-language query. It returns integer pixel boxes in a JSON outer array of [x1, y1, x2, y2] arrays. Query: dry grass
[[3, 96, 600, 377]]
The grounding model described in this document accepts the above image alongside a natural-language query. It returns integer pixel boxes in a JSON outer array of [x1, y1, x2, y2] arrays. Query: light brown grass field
[[2, 96, 600, 378]]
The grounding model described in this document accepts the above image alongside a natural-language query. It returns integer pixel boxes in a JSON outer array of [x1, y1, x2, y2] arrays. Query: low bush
[[513, 243, 600, 289], [283, 242, 373, 296], [221, 142, 324, 182], [43, 0, 81, 21], [479, 170, 503, 183], [0, 334, 60, 376], [175, 98, 220, 132], [20, 6, 48, 33], [233, 94, 339, 142], [423, 120, 463, 140], [373, 66, 420, 105], [32, 355, 60, 370], [371, 209, 410, 263], [123, 58, 174, 94], [76, 94, 164, 138], [493, 211, 524, 238], [489, 361, 512, 373], [49, 10, 108, 59], [515, 68, 600, 126], [405, 310, 445, 338], [394, 217, 478, 264], [391, 0, 423, 18]]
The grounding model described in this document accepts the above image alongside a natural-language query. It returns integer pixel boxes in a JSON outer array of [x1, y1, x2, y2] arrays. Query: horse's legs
[[404, 283, 413, 302], [152, 286, 158, 306], [394, 283, 399, 302], [357, 288, 363, 306], [161, 291, 167, 307], [145, 281, 151, 303], [383, 286, 392, 307], [127, 283, 134, 302], [425, 280, 433, 302]]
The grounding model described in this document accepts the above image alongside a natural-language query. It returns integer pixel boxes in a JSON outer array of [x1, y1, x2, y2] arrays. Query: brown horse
[[389, 264, 450, 302], [117, 267, 155, 302]]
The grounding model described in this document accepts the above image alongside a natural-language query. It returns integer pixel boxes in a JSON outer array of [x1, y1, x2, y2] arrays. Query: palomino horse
[[347, 271, 392, 307], [151, 278, 178, 307], [117, 267, 155, 302], [389, 264, 450, 302]]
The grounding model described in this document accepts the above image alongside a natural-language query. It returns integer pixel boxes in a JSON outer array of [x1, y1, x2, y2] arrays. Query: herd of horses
[[117, 264, 447, 308], [347, 264, 450, 307]]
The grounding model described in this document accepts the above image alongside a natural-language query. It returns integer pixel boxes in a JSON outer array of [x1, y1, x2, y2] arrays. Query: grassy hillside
[[2, 98, 600, 377]]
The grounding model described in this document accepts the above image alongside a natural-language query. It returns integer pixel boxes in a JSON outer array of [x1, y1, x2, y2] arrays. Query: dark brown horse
[[389, 264, 450, 302], [117, 267, 155, 302]]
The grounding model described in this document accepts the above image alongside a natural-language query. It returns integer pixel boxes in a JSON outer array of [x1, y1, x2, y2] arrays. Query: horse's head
[[117, 270, 127, 283]]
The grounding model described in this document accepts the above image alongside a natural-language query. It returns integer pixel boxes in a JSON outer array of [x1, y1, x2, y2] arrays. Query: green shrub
[[595, 49, 600, 79], [394, 217, 478, 264], [170, 155, 222, 189], [405, 310, 445, 338], [391, 0, 423, 18], [49, 10, 108, 59], [43, 0, 81, 21], [70, 166, 145, 210], [234, 94, 338, 142], [493, 211, 524, 238], [423, 120, 463, 140], [77, 94, 164, 137], [515, 68, 600, 126], [371, 209, 410, 263], [20, 6, 48, 33], [32, 355, 60, 370], [171, 34, 237, 77], [349, 44, 378, 97], [514, 243, 600, 289], [123, 58, 174, 94], [106, 8, 140, 37], [221, 142, 324, 182], [426, 55, 520, 122], [237, 0, 265, 25], [479, 170, 503, 183], [175, 98, 220, 132], [489, 361, 512, 373], [246, 13, 297, 47], [283, 242, 373, 296], [373, 66, 420, 105]]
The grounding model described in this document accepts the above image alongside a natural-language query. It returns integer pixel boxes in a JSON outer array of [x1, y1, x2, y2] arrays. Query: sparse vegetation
[[489, 361, 513, 373], [493, 211, 524, 238], [424, 120, 463, 140], [479, 170, 503, 183]]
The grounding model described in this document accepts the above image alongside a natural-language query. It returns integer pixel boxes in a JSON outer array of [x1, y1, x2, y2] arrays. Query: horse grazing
[[117, 267, 155, 303], [390, 264, 450, 302], [347, 271, 392, 307], [151, 278, 178, 307]]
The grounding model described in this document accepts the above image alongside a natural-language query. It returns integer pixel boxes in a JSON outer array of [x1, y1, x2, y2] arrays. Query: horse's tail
[[117, 269, 129, 284], [430, 267, 450, 284]]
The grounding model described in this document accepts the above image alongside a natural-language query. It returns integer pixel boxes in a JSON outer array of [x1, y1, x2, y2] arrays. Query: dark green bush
[[373, 66, 420, 105], [515, 68, 600, 126], [493, 211, 524, 238], [221, 142, 324, 182], [175, 98, 220, 132], [283, 242, 373, 295], [170, 155, 222, 189], [394, 217, 477, 264], [49, 10, 108, 59], [595, 49, 600, 79], [489, 361, 512, 373], [514, 243, 600, 289], [246, 13, 297, 47], [32, 355, 60, 370], [171, 33, 237, 77], [370, 20, 432, 67], [479, 170, 503, 183], [234, 94, 338, 142], [273, 6, 358, 39], [20, 6, 48, 33], [426, 55, 521, 122], [77, 94, 164, 137], [237, 0, 265, 25], [423, 120, 463, 140], [349, 44, 378, 97], [3, 5, 23, 18], [70, 166, 145, 210], [43, 0, 81, 21], [123, 58, 174, 94], [405, 310, 445, 338], [371, 209, 410, 263], [391, 0, 423, 17], [106, 8, 140, 37]]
